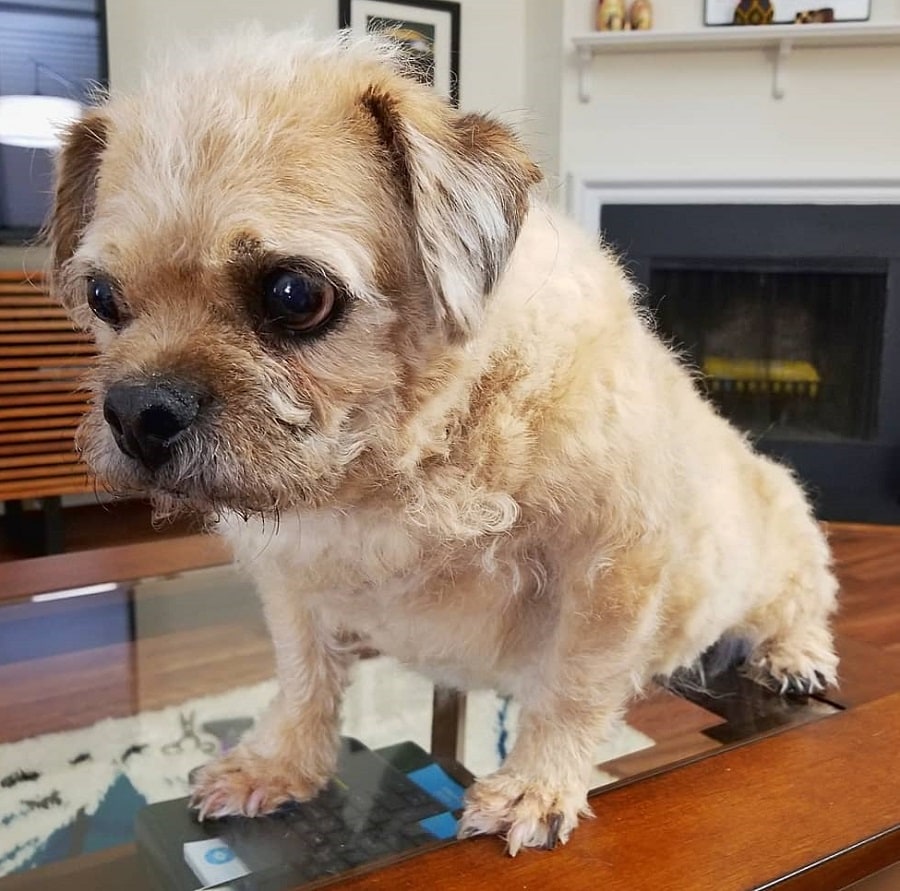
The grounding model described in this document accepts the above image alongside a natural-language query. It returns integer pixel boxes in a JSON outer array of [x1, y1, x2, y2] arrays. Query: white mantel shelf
[[572, 22, 900, 102]]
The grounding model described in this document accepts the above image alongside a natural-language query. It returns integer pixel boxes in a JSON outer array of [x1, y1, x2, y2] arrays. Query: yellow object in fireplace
[[702, 357, 821, 398]]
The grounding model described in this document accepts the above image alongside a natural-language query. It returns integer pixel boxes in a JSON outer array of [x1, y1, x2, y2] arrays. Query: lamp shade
[[0, 95, 82, 150]]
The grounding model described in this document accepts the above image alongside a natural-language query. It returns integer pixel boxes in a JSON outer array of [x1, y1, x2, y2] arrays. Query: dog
[[49, 28, 838, 855]]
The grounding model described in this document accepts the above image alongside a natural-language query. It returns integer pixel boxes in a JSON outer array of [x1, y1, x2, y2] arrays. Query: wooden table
[[332, 638, 900, 891], [2, 638, 898, 891]]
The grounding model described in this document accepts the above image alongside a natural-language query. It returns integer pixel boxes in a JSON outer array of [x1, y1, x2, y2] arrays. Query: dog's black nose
[[103, 380, 202, 470]]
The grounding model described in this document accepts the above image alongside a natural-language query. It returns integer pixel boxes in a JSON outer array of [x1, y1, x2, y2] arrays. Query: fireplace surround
[[569, 179, 900, 523]]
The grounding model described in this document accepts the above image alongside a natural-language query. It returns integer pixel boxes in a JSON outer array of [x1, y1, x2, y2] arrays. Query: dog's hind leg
[[457, 576, 653, 855], [739, 546, 839, 695], [458, 667, 631, 856]]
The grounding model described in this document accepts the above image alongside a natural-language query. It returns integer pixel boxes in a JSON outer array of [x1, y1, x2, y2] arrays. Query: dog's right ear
[[49, 110, 108, 275]]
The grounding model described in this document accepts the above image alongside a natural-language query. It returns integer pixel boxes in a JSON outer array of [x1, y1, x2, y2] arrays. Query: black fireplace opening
[[601, 204, 900, 524], [651, 264, 886, 442]]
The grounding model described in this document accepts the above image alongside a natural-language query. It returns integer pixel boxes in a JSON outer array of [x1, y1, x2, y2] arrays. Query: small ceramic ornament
[[596, 0, 627, 31], [733, 0, 775, 25], [795, 8, 835, 23], [629, 0, 653, 30]]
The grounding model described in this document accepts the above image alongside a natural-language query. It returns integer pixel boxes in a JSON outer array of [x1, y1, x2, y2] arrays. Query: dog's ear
[[362, 87, 541, 340], [49, 110, 108, 274]]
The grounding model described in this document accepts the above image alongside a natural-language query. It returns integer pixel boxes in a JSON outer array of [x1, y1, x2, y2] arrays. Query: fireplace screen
[[648, 266, 887, 441]]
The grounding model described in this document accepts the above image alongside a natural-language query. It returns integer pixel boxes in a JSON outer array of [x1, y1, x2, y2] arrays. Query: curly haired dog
[[49, 29, 838, 854]]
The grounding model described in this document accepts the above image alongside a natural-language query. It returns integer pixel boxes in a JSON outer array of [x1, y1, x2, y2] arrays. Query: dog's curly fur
[[49, 28, 838, 855]]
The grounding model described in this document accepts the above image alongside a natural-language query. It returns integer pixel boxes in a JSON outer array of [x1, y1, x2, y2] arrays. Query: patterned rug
[[0, 657, 652, 876]]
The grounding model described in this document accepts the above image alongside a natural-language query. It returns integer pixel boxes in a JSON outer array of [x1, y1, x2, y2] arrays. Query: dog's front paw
[[189, 745, 327, 821], [458, 770, 590, 856]]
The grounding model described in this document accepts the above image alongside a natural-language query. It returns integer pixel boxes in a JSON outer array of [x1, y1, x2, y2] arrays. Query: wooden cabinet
[[0, 271, 93, 501]]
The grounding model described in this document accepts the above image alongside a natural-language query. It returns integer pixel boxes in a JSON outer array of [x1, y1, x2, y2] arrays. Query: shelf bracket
[[773, 38, 792, 99], [576, 46, 593, 103]]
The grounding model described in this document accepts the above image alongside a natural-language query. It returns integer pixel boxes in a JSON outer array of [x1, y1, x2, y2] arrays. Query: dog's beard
[[77, 410, 366, 523]]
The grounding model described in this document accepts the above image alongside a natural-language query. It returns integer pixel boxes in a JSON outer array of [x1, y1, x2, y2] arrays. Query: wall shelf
[[572, 22, 900, 102]]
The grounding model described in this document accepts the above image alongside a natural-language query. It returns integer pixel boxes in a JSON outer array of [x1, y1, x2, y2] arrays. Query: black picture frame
[[338, 0, 461, 106]]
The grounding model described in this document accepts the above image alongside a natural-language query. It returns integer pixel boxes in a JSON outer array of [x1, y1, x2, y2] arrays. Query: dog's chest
[[225, 509, 543, 691]]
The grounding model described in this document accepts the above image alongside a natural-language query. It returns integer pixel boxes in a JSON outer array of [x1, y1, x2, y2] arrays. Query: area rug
[[0, 656, 652, 876]]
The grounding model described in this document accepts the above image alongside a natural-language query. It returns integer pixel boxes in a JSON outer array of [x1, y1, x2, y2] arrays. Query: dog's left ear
[[362, 88, 542, 340]]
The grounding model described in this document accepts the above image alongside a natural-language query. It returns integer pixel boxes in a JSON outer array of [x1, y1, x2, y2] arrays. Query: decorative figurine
[[733, 0, 775, 25], [596, 0, 627, 31], [795, 7, 836, 22], [629, 0, 653, 30]]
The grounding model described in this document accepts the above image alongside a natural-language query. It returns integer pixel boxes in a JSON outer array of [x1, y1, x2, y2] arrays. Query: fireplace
[[598, 203, 900, 523]]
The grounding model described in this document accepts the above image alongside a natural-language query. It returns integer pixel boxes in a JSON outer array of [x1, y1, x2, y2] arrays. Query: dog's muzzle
[[103, 378, 203, 471]]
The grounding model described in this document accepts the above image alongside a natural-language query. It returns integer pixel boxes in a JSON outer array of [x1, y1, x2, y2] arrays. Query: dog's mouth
[[80, 409, 349, 522]]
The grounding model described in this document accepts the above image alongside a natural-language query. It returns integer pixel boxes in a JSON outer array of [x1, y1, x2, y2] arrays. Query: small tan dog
[[49, 29, 838, 854]]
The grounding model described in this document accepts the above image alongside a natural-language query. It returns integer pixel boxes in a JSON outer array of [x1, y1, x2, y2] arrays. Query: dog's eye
[[262, 270, 336, 334], [87, 276, 122, 328]]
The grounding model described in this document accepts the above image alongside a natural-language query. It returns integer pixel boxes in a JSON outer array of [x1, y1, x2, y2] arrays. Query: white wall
[[523, 0, 565, 193], [104, 0, 528, 125], [0, 0, 531, 272], [560, 0, 900, 190]]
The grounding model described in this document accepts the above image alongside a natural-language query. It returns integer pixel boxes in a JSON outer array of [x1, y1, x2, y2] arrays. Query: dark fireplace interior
[[601, 205, 900, 524], [651, 265, 885, 442]]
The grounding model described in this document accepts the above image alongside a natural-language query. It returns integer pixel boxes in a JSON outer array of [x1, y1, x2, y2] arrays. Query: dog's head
[[49, 30, 540, 518]]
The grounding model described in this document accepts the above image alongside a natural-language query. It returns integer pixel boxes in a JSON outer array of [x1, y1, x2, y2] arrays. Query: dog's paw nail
[[544, 812, 564, 849], [245, 788, 267, 817]]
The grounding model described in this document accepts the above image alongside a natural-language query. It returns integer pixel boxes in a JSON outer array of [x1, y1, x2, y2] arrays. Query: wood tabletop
[[332, 690, 900, 891], [0, 533, 231, 603]]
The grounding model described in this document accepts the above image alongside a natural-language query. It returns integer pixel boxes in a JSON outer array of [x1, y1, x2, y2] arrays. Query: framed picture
[[339, 0, 461, 106], [704, 0, 870, 25]]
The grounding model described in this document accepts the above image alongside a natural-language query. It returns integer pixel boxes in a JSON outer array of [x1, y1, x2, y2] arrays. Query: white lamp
[[0, 94, 81, 150], [0, 59, 83, 151]]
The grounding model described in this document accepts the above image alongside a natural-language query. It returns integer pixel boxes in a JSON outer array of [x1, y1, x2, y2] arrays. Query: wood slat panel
[[0, 331, 92, 344], [0, 431, 79, 449], [0, 416, 83, 433], [0, 270, 92, 498], [0, 392, 87, 407], [0, 307, 69, 320], [0, 476, 91, 499], [0, 369, 88, 382], [0, 380, 88, 395], [0, 462, 85, 482], [0, 324, 82, 336], [1, 344, 94, 356], [0, 356, 92, 370], [0, 283, 52, 303], [0, 439, 76, 457], [0, 452, 81, 470], [0, 404, 86, 420]]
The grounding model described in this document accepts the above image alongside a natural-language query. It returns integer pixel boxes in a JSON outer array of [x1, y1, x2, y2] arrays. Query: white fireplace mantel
[[566, 174, 900, 234]]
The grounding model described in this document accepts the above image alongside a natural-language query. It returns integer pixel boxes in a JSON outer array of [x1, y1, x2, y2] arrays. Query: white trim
[[571, 22, 898, 101], [566, 173, 900, 234]]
